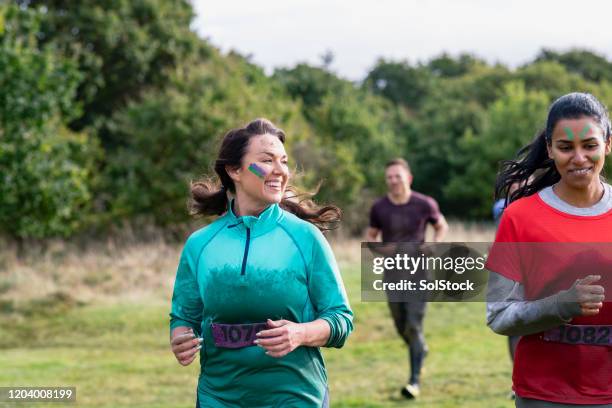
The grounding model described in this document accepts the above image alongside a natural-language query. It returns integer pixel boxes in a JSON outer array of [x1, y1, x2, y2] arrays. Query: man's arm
[[432, 214, 448, 242], [365, 227, 381, 242], [365, 227, 397, 256]]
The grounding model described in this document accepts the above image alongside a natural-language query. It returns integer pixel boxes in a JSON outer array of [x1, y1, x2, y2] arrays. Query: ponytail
[[189, 179, 228, 216], [280, 186, 341, 231], [495, 130, 559, 203]]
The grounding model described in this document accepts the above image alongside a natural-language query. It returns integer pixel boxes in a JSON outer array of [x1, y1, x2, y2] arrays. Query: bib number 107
[[211, 322, 268, 348], [219, 324, 267, 344]]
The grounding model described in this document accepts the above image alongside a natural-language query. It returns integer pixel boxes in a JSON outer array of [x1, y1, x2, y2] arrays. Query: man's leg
[[387, 300, 428, 399], [387, 301, 408, 343], [404, 300, 428, 386]]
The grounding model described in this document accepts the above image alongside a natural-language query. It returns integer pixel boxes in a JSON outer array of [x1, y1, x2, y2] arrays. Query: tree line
[[2, 1, 612, 239]]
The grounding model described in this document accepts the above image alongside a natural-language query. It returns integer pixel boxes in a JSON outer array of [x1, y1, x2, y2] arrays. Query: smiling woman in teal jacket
[[169, 118, 353, 408]]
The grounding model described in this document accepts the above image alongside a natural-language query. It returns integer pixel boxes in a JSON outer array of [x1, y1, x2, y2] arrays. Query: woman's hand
[[170, 327, 202, 366], [565, 275, 606, 316], [254, 319, 305, 358]]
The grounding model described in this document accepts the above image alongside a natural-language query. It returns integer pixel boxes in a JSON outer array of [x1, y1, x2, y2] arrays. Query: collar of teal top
[[226, 199, 283, 236]]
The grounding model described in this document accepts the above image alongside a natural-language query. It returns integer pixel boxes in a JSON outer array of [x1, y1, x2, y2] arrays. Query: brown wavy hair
[[189, 118, 341, 231]]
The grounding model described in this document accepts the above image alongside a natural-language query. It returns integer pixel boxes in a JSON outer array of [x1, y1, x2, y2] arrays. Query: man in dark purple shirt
[[366, 158, 448, 400]]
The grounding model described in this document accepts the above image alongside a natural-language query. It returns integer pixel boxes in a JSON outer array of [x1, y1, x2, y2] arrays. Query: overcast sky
[[192, 0, 612, 81]]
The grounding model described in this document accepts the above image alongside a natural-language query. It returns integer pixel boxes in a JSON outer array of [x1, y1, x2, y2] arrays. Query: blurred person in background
[[366, 158, 448, 399]]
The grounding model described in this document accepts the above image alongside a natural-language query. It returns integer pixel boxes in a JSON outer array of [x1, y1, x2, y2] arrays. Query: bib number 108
[[558, 325, 610, 344]]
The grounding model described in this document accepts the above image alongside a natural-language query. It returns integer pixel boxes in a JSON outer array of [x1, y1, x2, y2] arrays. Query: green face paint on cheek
[[248, 163, 266, 179], [590, 153, 601, 163]]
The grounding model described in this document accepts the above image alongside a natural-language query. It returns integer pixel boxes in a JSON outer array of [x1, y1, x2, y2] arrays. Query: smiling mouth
[[265, 180, 282, 190], [568, 167, 593, 175]]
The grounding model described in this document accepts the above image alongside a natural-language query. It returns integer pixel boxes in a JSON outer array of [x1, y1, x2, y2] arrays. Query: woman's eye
[[559, 146, 571, 151], [586, 144, 598, 149]]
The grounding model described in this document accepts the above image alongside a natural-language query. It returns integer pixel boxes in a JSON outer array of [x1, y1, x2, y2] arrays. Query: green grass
[[0, 264, 514, 408]]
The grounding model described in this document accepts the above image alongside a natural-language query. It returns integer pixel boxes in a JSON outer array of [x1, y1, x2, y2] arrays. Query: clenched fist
[[171, 327, 202, 366]]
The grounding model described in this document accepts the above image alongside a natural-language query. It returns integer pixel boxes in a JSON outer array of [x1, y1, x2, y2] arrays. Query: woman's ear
[[546, 143, 554, 160], [605, 137, 611, 156], [226, 165, 241, 183]]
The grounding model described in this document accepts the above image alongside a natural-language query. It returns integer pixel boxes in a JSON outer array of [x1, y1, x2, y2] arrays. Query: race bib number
[[211, 322, 268, 349], [542, 324, 611, 346]]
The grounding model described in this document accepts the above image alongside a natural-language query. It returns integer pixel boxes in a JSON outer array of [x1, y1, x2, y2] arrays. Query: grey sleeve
[[486, 272, 581, 336]]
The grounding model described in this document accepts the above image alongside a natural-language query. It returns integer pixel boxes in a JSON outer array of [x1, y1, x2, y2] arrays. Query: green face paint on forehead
[[563, 127, 575, 141], [579, 124, 591, 140]]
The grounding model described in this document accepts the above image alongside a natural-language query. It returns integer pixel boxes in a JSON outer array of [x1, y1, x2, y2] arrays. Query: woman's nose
[[572, 149, 589, 164], [272, 161, 288, 175]]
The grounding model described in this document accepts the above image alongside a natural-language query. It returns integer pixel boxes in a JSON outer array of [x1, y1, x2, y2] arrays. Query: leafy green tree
[[16, 0, 206, 141], [536, 49, 612, 83], [444, 82, 549, 217], [104, 51, 308, 226], [407, 85, 486, 210], [363, 59, 433, 109], [0, 5, 97, 238], [275, 62, 411, 230], [309, 86, 401, 188], [397, 63, 515, 213], [514, 61, 589, 98], [273, 64, 345, 114], [427, 52, 488, 78]]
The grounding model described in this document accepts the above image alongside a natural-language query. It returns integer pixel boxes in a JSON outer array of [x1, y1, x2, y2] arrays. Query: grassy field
[[0, 223, 514, 408]]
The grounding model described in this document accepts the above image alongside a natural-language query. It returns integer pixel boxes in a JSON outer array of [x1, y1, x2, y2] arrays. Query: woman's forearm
[[300, 319, 332, 347], [486, 272, 580, 336]]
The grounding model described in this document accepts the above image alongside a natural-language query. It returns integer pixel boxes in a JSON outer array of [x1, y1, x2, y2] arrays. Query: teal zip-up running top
[[170, 201, 353, 407]]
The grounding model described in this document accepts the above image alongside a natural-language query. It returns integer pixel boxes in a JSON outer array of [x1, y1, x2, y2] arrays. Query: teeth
[[266, 181, 281, 188], [571, 168, 591, 174]]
